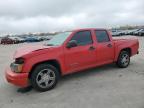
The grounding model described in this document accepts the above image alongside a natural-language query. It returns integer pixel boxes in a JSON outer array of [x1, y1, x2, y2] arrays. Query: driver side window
[[70, 31, 93, 46]]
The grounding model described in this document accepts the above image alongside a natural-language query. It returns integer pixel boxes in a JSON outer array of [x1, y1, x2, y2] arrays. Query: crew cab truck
[[5, 28, 139, 91]]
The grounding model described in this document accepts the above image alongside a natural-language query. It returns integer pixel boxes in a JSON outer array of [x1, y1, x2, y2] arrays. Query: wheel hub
[[121, 54, 129, 66], [41, 74, 50, 81], [36, 69, 56, 88]]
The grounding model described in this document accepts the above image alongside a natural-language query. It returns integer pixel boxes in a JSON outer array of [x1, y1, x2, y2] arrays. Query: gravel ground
[[0, 36, 144, 108]]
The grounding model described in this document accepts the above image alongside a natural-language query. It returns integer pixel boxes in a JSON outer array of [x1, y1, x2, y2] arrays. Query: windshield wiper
[[44, 43, 55, 46]]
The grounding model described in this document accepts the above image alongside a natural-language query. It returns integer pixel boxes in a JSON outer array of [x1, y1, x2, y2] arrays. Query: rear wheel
[[116, 51, 130, 68], [30, 64, 60, 92]]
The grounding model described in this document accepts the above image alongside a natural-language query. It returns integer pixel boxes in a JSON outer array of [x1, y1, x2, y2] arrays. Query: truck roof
[[72, 28, 107, 31]]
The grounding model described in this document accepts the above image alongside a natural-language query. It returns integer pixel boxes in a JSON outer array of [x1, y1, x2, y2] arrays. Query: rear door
[[94, 30, 114, 64]]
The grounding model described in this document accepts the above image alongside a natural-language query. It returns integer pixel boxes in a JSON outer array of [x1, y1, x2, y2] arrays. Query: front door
[[64, 30, 96, 73]]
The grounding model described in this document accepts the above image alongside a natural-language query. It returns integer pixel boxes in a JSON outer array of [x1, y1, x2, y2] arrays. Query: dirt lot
[[0, 36, 144, 108]]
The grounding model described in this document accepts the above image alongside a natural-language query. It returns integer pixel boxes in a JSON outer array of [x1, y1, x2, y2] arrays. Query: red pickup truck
[[5, 28, 139, 91]]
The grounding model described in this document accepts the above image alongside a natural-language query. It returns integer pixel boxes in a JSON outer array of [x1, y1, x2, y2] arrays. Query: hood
[[14, 44, 55, 59]]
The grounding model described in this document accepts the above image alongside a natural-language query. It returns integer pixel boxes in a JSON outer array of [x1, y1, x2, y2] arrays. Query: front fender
[[21, 48, 65, 74]]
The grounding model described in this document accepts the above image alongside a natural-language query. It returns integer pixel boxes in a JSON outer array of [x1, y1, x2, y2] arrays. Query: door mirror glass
[[66, 40, 78, 48]]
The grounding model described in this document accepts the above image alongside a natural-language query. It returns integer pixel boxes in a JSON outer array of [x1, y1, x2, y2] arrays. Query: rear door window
[[95, 30, 110, 42]]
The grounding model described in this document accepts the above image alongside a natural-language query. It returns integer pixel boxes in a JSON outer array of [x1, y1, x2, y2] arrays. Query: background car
[[25, 37, 40, 42], [17, 37, 26, 43], [1, 37, 17, 44], [111, 30, 122, 36], [127, 29, 140, 35], [136, 29, 144, 36], [44, 36, 53, 40], [9, 36, 26, 43]]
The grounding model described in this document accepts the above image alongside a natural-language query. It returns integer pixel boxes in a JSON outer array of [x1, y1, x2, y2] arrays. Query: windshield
[[45, 32, 72, 46]]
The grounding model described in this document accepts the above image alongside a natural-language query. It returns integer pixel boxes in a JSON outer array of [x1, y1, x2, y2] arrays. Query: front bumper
[[5, 67, 29, 87]]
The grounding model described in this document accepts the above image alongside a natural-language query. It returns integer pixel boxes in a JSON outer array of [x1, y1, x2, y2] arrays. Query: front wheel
[[30, 64, 60, 92], [116, 51, 130, 68]]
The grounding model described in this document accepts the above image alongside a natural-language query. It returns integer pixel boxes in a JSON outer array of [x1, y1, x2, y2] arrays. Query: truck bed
[[112, 36, 139, 56]]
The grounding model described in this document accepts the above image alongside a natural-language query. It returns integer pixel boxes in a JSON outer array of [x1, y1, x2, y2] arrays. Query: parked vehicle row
[[111, 29, 144, 36], [0, 36, 53, 44]]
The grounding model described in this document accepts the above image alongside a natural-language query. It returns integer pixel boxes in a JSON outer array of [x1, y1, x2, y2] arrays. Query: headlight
[[10, 58, 24, 73], [10, 63, 23, 73]]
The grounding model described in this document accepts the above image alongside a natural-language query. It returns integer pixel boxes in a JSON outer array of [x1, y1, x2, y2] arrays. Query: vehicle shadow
[[16, 63, 118, 93], [58, 63, 118, 86]]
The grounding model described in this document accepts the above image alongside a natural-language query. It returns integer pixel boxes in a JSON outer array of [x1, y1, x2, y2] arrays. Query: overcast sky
[[0, 0, 144, 34]]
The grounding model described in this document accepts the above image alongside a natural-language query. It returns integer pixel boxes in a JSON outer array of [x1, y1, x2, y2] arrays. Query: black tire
[[138, 33, 141, 36], [30, 64, 60, 92], [116, 51, 130, 68]]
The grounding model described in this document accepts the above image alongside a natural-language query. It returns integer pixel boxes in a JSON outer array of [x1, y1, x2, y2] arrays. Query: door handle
[[89, 46, 96, 51], [107, 44, 112, 48]]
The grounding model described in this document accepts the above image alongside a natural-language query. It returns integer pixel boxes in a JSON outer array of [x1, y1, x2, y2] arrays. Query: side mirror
[[66, 40, 78, 48]]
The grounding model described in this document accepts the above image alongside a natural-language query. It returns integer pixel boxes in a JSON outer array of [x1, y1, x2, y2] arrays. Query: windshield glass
[[45, 32, 72, 46]]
